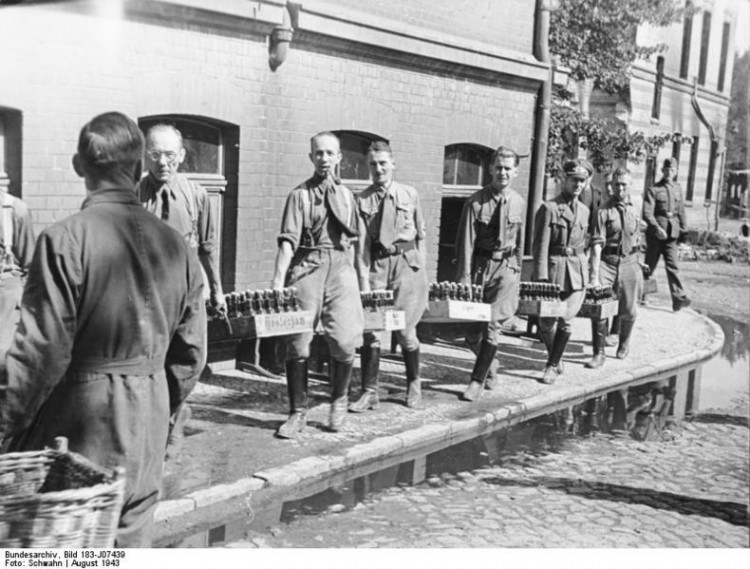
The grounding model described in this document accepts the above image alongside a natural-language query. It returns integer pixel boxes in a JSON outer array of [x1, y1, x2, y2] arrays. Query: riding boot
[[462, 340, 498, 401], [276, 358, 309, 439], [539, 324, 563, 376], [465, 333, 498, 387], [403, 347, 422, 408], [605, 315, 620, 347], [585, 319, 607, 369], [349, 346, 380, 413], [329, 359, 353, 431], [542, 328, 571, 384], [617, 319, 636, 359]]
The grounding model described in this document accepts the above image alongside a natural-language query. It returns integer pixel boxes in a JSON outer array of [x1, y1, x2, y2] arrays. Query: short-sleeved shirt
[[592, 198, 641, 256], [136, 173, 216, 256], [454, 186, 525, 282], [1, 190, 35, 276], [278, 174, 358, 251]]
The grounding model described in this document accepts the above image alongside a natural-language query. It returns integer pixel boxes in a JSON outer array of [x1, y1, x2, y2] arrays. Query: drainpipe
[[690, 78, 723, 231], [527, 0, 556, 256]]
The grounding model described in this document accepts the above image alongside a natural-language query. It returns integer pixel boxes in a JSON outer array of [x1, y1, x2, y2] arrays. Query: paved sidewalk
[[155, 302, 724, 543]]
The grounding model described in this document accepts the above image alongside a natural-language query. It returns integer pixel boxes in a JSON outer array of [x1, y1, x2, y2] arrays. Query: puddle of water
[[700, 314, 750, 412], [164, 382, 676, 547]]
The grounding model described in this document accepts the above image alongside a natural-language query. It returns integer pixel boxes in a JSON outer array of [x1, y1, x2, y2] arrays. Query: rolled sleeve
[[277, 189, 304, 250], [412, 189, 426, 241], [591, 208, 606, 247]]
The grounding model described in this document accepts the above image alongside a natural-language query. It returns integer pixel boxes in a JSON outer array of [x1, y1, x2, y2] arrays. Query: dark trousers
[[644, 235, 687, 303]]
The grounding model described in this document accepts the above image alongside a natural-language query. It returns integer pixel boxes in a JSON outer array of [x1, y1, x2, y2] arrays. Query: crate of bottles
[[643, 278, 658, 295], [207, 288, 314, 340], [577, 285, 619, 319], [361, 290, 406, 331], [421, 282, 491, 323], [516, 282, 568, 318]]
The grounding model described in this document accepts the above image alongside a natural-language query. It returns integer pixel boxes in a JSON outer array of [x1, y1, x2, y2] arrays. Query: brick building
[[0, 0, 553, 292], [588, 0, 739, 228]]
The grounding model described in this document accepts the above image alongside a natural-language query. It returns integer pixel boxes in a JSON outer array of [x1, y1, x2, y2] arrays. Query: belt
[[68, 355, 165, 376], [602, 246, 638, 257], [371, 240, 417, 260], [475, 248, 514, 262], [550, 245, 585, 256]]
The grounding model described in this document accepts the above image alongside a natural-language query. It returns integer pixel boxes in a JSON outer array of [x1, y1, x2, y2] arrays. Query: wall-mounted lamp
[[268, 25, 294, 72]]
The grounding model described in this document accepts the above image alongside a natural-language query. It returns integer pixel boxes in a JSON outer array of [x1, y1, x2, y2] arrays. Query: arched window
[[331, 130, 388, 189], [442, 143, 492, 192]]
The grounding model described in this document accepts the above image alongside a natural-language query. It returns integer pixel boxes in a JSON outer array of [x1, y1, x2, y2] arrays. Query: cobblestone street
[[231, 410, 749, 548]]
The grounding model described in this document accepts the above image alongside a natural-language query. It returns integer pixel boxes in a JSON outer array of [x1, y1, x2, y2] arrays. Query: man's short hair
[[663, 157, 679, 169], [145, 123, 184, 148], [310, 131, 340, 150], [612, 167, 632, 181], [77, 112, 143, 176], [491, 146, 520, 167], [367, 140, 393, 157]]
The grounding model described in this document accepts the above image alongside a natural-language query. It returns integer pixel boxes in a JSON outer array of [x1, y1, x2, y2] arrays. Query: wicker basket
[[0, 437, 125, 548]]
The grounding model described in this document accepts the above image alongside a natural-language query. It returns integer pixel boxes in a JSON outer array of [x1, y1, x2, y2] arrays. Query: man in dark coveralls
[[271, 132, 364, 438], [454, 147, 525, 401], [0, 187, 35, 356], [0, 112, 207, 547], [586, 168, 644, 367], [532, 159, 590, 384], [642, 157, 691, 311], [351, 141, 428, 411]]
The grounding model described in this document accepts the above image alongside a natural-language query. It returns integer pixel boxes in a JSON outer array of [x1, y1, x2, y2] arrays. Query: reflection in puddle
[[700, 314, 750, 412]]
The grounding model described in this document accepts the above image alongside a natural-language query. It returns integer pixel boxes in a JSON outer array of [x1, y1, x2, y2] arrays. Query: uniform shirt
[[532, 195, 590, 291], [0, 190, 35, 276], [592, 197, 641, 256], [278, 174, 358, 251], [136, 172, 217, 257], [454, 186, 525, 282], [643, 177, 687, 239]]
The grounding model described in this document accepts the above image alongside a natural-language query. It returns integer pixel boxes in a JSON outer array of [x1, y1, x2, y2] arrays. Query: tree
[[550, 0, 685, 94], [726, 50, 750, 170]]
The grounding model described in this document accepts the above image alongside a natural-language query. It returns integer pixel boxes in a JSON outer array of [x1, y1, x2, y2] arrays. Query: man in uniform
[[0, 187, 35, 356], [271, 132, 364, 438], [532, 159, 590, 384], [0, 112, 206, 546], [642, 157, 691, 311], [350, 141, 428, 412], [586, 168, 643, 367], [454, 147, 525, 401], [136, 124, 225, 457]]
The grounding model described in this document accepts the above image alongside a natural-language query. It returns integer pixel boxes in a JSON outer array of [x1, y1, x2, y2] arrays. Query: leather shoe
[[329, 396, 348, 432], [673, 298, 691, 312], [461, 380, 484, 401], [276, 410, 307, 439], [349, 390, 379, 413], [541, 365, 558, 385], [585, 352, 606, 369], [616, 345, 630, 359], [605, 334, 619, 347], [406, 380, 422, 408], [484, 374, 501, 390]]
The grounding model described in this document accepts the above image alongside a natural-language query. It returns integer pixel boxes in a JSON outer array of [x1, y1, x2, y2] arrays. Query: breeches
[[600, 258, 643, 322]]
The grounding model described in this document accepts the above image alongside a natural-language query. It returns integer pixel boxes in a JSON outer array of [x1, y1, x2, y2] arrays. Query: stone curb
[[154, 311, 725, 525]]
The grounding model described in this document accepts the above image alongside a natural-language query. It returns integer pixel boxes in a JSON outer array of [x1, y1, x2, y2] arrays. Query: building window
[[140, 117, 223, 175], [698, 11, 712, 86], [671, 135, 682, 182], [644, 156, 657, 190], [442, 144, 492, 190], [717, 21, 731, 92], [652, 56, 665, 120], [331, 131, 387, 187], [679, 11, 693, 79], [686, 136, 699, 202], [0, 108, 22, 198]]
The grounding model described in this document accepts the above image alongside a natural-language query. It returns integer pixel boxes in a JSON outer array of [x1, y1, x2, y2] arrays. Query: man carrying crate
[[271, 132, 364, 438], [351, 141, 428, 411], [0, 112, 207, 547], [587, 168, 643, 367], [454, 147, 526, 401]]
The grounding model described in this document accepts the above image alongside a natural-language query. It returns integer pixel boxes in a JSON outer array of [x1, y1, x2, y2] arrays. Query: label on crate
[[516, 299, 568, 318], [364, 309, 406, 331], [253, 311, 314, 337], [421, 300, 491, 322], [577, 300, 619, 319]]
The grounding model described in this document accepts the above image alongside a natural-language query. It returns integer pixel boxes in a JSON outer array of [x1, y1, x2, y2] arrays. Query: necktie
[[496, 195, 507, 246], [160, 187, 170, 221], [378, 191, 397, 248]]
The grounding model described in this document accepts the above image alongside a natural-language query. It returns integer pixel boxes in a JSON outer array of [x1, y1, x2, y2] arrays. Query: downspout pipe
[[690, 78, 722, 230], [526, 0, 555, 257]]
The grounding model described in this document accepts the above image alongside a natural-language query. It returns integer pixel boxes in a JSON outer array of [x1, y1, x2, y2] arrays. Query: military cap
[[662, 157, 679, 169], [562, 159, 591, 180]]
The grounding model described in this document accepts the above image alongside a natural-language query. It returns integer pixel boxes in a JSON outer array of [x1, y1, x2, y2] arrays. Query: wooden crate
[[516, 299, 568, 318], [364, 309, 406, 331], [421, 300, 491, 323], [577, 300, 619, 319], [208, 310, 314, 341]]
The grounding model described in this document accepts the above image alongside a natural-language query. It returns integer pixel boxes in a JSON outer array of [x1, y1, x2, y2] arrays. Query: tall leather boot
[[462, 340, 498, 401], [585, 319, 607, 369], [539, 324, 563, 374], [276, 358, 309, 439], [329, 359, 353, 431], [349, 346, 380, 413], [465, 334, 499, 388], [617, 319, 636, 359], [605, 315, 620, 347], [403, 347, 422, 408], [542, 328, 571, 384]]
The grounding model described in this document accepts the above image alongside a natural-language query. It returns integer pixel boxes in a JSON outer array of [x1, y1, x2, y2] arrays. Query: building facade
[[0, 0, 552, 291]]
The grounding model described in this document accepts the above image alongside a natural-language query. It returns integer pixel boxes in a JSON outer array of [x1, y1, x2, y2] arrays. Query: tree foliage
[[727, 50, 750, 170], [550, 0, 685, 93]]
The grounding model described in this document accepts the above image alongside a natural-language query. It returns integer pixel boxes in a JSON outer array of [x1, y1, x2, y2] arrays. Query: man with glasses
[[136, 123, 224, 459]]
